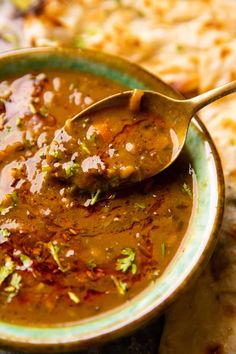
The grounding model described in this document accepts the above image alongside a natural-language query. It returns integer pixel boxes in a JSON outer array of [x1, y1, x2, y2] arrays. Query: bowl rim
[[0, 47, 225, 353]]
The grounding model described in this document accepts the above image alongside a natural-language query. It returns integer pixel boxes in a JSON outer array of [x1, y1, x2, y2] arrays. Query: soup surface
[[0, 70, 194, 325], [48, 90, 179, 192]]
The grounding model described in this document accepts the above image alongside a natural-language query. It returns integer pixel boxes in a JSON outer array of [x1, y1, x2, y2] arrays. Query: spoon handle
[[188, 80, 236, 114]]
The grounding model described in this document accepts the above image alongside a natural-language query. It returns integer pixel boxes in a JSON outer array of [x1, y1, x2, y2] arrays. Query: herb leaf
[[80, 142, 90, 154], [16, 117, 23, 127], [11, 191, 18, 207], [0, 228, 11, 244], [90, 189, 101, 206], [0, 206, 12, 216], [1, 228, 10, 238], [161, 241, 166, 258], [48, 242, 67, 272], [0, 257, 15, 286], [64, 162, 80, 178], [20, 254, 32, 269], [182, 183, 192, 197], [10, 0, 34, 11], [5, 273, 22, 303], [50, 149, 61, 160], [29, 102, 37, 114], [68, 291, 80, 304], [111, 275, 127, 295], [0, 191, 18, 216], [116, 248, 137, 274], [39, 106, 48, 116], [87, 260, 97, 270], [74, 37, 86, 49], [134, 202, 146, 211]]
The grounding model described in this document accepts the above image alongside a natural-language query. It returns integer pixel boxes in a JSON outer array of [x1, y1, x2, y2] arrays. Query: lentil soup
[[0, 70, 194, 325]]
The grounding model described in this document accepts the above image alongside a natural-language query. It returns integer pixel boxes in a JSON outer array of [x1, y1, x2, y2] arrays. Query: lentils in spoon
[[47, 80, 236, 193]]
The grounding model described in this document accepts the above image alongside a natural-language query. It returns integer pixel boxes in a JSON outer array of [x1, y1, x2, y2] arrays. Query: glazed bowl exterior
[[0, 48, 224, 353]]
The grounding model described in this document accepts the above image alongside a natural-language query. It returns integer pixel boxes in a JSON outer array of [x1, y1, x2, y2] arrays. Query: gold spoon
[[48, 80, 236, 192]]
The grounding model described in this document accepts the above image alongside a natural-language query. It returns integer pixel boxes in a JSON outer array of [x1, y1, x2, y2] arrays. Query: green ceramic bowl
[[0, 48, 224, 353]]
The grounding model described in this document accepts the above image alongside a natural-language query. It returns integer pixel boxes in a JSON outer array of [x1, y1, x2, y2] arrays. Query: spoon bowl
[[48, 80, 236, 192]]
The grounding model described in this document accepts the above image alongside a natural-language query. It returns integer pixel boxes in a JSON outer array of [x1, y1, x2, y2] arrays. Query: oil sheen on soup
[[0, 70, 194, 325]]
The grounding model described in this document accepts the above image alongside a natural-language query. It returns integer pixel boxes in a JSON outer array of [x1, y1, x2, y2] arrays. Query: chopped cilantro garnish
[[10, 0, 34, 11], [1, 228, 10, 238], [20, 254, 32, 269], [68, 291, 80, 304], [74, 37, 86, 48], [16, 117, 23, 127], [50, 149, 61, 160], [48, 242, 67, 272], [176, 43, 184, 51], [87, 260, 97, 271], [5, 273, 22, 303], [134, 202, 146, 211], [24, 139, 32, 150], [23, 139, 33, 150], [0, 228, 10, 243], [0, 257, 15, 286], [4, 125, 11, 133], [116, 248, 137, 274], [11, 191, 18, 207], [9, 273, 21, 289], [88, 132, 96, 143], [39, 106, 48, 116], [161, 241, 166, 258], [85, 27, 98, 36], [90, 189, 101, 206], [182, 183, 192, 197], [111, 275, 127, 295], [64, 162, 80, 178], [40, 152, 46, 159], [229, 138, 236, 146], [29, 102, 36, 114], [80, 142, 90, 154], [42, 164, 51, 173], [137, 9, 144, 17], [0, 192, 18, 216], [0, 206, 12, 216]]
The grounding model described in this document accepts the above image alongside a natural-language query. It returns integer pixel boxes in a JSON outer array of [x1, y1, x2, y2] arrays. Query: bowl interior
[[0, 48, 224, 352]]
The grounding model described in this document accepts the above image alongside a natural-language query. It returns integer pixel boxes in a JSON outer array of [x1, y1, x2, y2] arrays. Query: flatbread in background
[[2, 0, 236, 94], [0, 1, 236, 353]]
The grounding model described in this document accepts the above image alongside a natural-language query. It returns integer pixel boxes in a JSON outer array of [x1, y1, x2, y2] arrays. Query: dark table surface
[[0, 316, 164, 354]]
